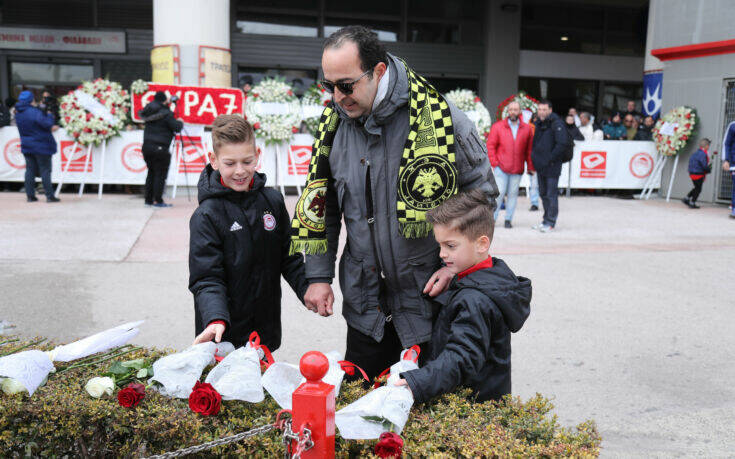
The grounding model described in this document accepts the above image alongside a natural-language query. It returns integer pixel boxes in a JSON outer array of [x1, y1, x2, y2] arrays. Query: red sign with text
[[60, 141, 92, 172], [176, 136, 206, 174], [580, 151, 606, 178], [287, 145, 311, 176], [131, 83, 244, 126]]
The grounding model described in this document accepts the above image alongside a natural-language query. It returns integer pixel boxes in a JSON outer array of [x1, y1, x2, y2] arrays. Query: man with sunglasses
[[296, 25, 497, 381]]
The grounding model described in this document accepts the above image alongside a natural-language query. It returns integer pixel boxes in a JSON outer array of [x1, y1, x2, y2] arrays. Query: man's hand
[[423, 266, 454, 297], [193, 322, 225, 345], [304, 283, 334, 317], [51, 125, 59, 132], [723, 160, 730, 172]]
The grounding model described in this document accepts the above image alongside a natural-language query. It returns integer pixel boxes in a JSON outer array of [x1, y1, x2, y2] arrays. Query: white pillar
[[153, 0, 230, 86]]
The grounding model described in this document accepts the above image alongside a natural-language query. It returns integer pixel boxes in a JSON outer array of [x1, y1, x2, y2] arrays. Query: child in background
[[683, 138, 714, 209], [189, 115, 308, 350]]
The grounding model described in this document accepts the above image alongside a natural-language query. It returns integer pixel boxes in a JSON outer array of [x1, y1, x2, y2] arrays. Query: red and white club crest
[[121, 142, 146, 173], [580, 151, 606, 178], [287, 145, 312, 176], [263, 212, 276, 231], [629, 152, 654, 179], [177, 136, 206, 174], [3, 138, 25, 169], [59, 141, 93, 172]]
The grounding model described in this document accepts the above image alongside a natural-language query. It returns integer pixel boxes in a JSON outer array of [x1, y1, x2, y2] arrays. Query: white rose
[[85, 376, 114, 398], [1, 377, 28, 395]]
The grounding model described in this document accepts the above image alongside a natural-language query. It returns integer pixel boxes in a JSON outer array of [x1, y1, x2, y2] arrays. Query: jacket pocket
[[338, 250, 368, 314], [407, 248, 441, 319]]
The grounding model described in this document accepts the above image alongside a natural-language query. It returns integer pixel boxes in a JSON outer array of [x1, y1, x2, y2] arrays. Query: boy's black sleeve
[[401, 292, 493, 403], [188, 208, 230, 328], [278, 199, 308, 303]]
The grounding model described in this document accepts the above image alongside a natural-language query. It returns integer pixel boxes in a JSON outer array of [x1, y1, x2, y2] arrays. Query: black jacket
[[401, 258, 531, 403], [634, 125, 653, 141], [188, 165, 308, 350], [531, 113, 569, 177], [138, 101, 183, 153], [566, 123, 584, 141]]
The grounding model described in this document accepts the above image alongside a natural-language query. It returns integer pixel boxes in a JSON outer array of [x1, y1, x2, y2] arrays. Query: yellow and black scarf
[[290, 64, 457, 255]]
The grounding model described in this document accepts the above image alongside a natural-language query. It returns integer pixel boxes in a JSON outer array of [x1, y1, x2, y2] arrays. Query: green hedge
[[0, 337, 601, 457]]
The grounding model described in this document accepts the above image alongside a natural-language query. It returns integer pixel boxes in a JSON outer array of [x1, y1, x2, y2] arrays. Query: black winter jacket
[[188, 165, 308, 350], [138, 101, 183, 153], [532, 112, 569, 177], [401, 258, 531, 403]]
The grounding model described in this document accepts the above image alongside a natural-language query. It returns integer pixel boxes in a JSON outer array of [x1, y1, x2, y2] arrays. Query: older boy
[[396, 189, 532, 402], [189, 115, 308, 349]]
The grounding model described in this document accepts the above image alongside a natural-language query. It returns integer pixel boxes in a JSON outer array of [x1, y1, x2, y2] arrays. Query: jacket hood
[[438, 258, 532, 332], [333, 53, 409, 132], [197, 164, 266, 204], [14, 99, 32, 112]]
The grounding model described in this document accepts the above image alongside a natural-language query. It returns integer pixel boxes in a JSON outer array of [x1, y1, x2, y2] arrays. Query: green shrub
[[0, 337, 601, 457]]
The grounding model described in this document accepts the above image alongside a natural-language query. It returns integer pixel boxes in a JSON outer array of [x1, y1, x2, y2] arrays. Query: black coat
[[401, 258, 532, 403], [566, 123, 584, 141], [634, 125, 653, 141], [138, 101, 183, 153], [188, 165, 308, 350], [531, 112, 569, 177]]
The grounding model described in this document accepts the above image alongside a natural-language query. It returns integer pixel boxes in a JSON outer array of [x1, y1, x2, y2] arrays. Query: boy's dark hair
[[538, 99, 552, 108], [323, 25, 388, 76], [700, 137, 711, 146], [427, 189, 494, 242], [211, 115, 256, 153]]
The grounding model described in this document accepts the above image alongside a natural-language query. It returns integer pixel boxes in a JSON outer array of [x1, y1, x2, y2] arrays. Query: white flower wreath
[[58, 78, 130, 146], [652, 106, 698, 157], [445, 89, 492, 139], [300, 83, 332, 137], [245, 78, 301, 145]]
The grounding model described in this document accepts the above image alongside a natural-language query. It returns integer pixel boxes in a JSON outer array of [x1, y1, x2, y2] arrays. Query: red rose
[[253, 122, 261, 130], [110, 108, 116, 115], [473, 97, 481, 103], [86, 113, 93, 121], [188, 381, 221, 416], [252, 93, 259, 98], [292, 126, 299, 133], [686, 113, 691, 119], [681, 135, 687, 140], [375, 432, 403, 458], [64, 116, 70, 123], [288, 90, 293, 96], [73, 132, 80, 138], [117, 383, 145, 408], [323, 100, 329, 106]]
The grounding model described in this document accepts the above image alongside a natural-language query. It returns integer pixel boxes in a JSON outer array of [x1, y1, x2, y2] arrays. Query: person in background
[[723, 121, 735, 219], [578, 112, 603, 141], [624, 100, 642, 119], [39, 90, 60, 125], [565, 114, 584, 141], [568, 107, 581, 127], [603, 113, 626, 140], [3, 97, 16, 126], [682, 138, 714, 209], [624, 114, 638, 140], [0, 97, 12, 127], [14, 90, 59, 203], [486, 100, 534, 228], [527, 112, 540, 211], [634, 115, 655, 141]]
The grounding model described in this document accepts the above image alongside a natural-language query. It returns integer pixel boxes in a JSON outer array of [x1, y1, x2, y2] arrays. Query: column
[[482, 0, 521, 112]]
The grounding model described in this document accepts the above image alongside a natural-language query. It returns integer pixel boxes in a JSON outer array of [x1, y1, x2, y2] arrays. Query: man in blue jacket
[[14, 90, 59, 203], [530, 100, 569, 232], [723, 121, 735, 219]]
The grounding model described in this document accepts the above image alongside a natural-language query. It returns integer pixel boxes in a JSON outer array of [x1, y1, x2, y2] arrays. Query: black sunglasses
[[320, 69, 372, 96]]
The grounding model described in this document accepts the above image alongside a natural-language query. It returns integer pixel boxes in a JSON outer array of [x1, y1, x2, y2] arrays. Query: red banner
[[60, 141, 92, 172], [287, 144, 312, 176], [131, 83, 244, 126], [176, 136, 207, 174]]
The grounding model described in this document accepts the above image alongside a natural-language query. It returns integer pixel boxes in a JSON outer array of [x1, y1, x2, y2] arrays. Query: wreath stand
[[274, 141, 302, 196], [54, 141, 91, 198], [638, 153, 679, 201], [76, 139, 108, 199]]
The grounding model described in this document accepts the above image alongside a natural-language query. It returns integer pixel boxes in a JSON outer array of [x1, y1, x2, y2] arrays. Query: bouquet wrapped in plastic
[[205, 332, 272, 402]]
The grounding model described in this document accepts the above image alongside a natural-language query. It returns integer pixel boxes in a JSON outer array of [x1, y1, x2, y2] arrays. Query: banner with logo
[[199, 46, 232, 88], [151, 45, 179, 84], [568, 140, 660, 189], [131, 83, 244, 126]]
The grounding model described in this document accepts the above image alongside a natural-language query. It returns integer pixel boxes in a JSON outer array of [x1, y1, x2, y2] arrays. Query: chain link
[[280, 420, 314, 459], [143, 424, 275, 459]]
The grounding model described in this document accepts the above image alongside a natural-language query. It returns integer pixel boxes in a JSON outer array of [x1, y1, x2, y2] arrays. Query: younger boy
[[396, 189, 532, 402], [189, 115, 308, 350], [683, 138, 714, 209]]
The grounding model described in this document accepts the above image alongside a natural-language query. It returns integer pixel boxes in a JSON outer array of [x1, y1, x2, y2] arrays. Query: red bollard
[[291, 351, 335, 458]]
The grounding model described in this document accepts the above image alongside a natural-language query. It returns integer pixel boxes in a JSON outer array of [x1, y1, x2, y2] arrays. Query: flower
[[292, 126, 299, 133], [85, 376, 114, 398], [188, 381, 222, 415], [375, 432, 403, 458], [117, 382, 145, 408], [253, 122, 261, 130], [1, 378, 27, 395]]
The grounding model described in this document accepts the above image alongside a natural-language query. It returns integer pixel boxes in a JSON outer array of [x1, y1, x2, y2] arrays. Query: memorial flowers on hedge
[[245, 77, 301, 145], [189, 381, 222, 415], [375, 432, 403, 458], [497, 91, 539, 121], [653, 106, 698, 157], [301, 83, 332, 136], [445, 89, 492, 139], [59, 78, 130, 146], [118, 382, 146, 408]]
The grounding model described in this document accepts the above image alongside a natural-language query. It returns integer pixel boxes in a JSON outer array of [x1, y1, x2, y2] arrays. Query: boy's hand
[[723, 160, 730, 172], [193, 322, 226, 345], [394, 378, 413, 395], [423, 267, 453, 297], [305, 283, 334, 316]]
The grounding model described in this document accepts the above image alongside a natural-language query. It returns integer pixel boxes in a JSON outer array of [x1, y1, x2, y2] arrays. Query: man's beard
[[508, 115, 518, 122]]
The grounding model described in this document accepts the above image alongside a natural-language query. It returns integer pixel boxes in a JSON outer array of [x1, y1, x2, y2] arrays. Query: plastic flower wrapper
[[0, 350, 55, 396], [335, 346, 420, 439], [149, 342, 216, 399], [204, 333, 268, 402], [263, 350, 361, 409], [47, 320, 143, 362], [85, 376, 114, 398], [1, 377, 27, 395]]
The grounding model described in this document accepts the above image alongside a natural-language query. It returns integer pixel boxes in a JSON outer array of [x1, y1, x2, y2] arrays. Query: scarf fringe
[[399, 221, 434, 239], [289, 238, 329, 256]]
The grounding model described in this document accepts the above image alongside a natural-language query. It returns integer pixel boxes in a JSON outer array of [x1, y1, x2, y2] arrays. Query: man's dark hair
[[538, 99, 552, 108], [154, 91, 167, 103], [427, 189, 494, 242], [323, 25, 388, 76]]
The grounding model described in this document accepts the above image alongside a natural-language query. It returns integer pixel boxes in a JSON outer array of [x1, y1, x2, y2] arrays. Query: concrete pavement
[[1, 189, 734, 457]]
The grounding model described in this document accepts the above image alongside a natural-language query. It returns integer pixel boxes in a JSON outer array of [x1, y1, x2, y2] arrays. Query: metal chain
[[281, 420, 314, 459], [143, 424, 275, 459]]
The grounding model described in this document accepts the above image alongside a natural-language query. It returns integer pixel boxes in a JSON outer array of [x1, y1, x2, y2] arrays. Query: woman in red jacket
[[486, 101, 534, 228]]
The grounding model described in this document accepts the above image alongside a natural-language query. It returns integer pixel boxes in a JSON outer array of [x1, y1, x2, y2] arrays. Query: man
[[723, 120, 735, 219], [603, 112, 626, 140], [138, 91, 182, 207], [295, 26, 497, 380], [578, 112, 602, 141], [634, 115, 655, 141], [624, 100, 642, 119], [531, 99, 569, 233], [568, 107, 581, 127], [14, 90, 59, 203], [487, 100, 533, 228], [624, 114, 638, 140]]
